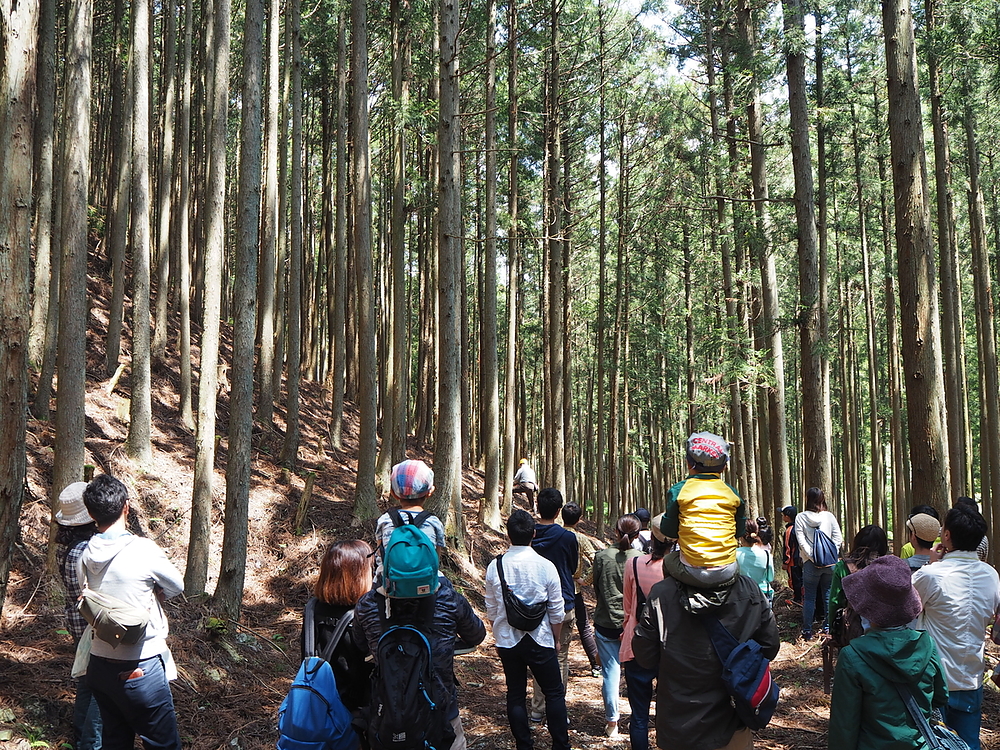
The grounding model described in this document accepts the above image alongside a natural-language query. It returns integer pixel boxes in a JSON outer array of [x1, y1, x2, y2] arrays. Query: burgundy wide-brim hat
[[842, 554, 922, 628]]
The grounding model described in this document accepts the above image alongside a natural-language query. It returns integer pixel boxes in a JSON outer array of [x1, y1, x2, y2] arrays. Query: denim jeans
[[498, 637, 570, 750], [73, 677, 102, 750], [623, 660, 657, 750], [943, 687, 983, 750], [595, 631, 622, 722], [87, 654, 181, 750], [801, 560, 833, 633]]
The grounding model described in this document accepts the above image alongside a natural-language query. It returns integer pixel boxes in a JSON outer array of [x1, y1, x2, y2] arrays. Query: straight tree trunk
[[329, 10, 348, 448], [256, 0, 280, 429], [185, 0, 229, 596], [479, 0, 501, 529], [351, 0, 379, 520], [881, 0, 951, 512], [176, 0, 195, 430], [432, 0, 464, 543], [151, 0, 177, 363], [925, 0, 969, 497], [738, 0, 791, 512], [0, 0, 38, 615], [53, 0, 92, 497], [594, 0, 608, 532], [963, 89, 1000, 535], [125, 0, 154, 463], [783, 0, 829, 492], [501, 0, 519, 516], [105, 64, 134, 376], [545, 0, 566, 498], [279, 0, 304, 466], [216, 0, 263, 620], [28, 0, 55, 368]]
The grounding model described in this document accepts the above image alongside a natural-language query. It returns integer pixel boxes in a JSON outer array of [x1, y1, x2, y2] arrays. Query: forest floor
[[3, 260, 1000, 749]]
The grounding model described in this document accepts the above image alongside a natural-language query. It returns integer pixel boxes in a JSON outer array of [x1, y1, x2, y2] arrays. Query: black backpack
[[363, 595, 455, 750]]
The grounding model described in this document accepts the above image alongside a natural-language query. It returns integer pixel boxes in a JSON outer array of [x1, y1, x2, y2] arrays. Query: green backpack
[[384, 509, 440, 599]]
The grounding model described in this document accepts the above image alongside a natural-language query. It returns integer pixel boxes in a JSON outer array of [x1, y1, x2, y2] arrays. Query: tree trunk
[[176, 0, 195, 431], [151, 0, 177, 363], [431, 0, 464, 544], [53, 0, 92, 497], [28, 0, 55, 369], [881, 0, 951, 512], [105, 62, 134, 377], [125, 0, 154, 463], [351, 0, 379, 520], [256, 0, 280, 430], [185, 0, 229, 596], [784, 0, 829, 492], [738, 0, 791, 512], [0, 0, 37, 615], [329, 9, 347, 448], [479, 0, 501, 529], [925, 0, 969, 498], [502, 0, 519, 517], [216, 0, 263, 620], [279, 0, 304, 467]]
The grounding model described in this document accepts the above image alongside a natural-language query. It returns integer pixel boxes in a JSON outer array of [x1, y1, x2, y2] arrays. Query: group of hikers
[[51, 430, 1000, 750]]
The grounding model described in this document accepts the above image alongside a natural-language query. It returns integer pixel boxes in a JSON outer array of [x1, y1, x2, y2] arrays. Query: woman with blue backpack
[[794, 487, 844, 640]]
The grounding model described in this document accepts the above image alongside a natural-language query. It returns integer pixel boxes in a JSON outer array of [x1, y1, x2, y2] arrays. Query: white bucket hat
[[54, 481, 94, 526]]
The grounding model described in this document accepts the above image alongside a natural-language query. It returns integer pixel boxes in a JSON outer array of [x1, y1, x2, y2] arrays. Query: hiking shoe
[[801, 630, 814, 641], [529, 712, 544, 723], [592, 667, 602, 678], [605, 722, 619, 738]]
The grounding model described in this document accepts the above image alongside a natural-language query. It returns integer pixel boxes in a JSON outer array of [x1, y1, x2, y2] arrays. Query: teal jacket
[[829, 628, 948, 750]]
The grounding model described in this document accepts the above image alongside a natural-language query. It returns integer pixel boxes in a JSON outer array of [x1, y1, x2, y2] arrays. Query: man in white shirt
[[513, 459, 538, 507], [913, 504, 1000, 750], [485, 510, 569, 750]]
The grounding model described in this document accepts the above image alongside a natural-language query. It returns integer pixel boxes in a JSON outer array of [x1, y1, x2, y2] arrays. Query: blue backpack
[[703, 614, 780, 731], [384, 509, 440, 599], [277, 611, 359, 750], [811, 527, 839, 567]]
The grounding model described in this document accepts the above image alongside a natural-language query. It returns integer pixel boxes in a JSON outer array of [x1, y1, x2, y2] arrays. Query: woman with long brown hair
[[302, 539, 374, 711]]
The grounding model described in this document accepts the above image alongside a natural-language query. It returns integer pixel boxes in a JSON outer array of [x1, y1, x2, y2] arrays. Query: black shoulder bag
[[496, 554, 548, 632]]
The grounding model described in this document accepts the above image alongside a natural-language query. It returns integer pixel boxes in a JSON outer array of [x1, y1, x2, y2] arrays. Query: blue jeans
[[801, 560, 833, 634], [497, 637, 570, 750], [943, 687, 983, 750], [595, 631, 622, 722], [74, 677, 102, 750], [624, 660, 657, 750], [87, 654, 181, 750]]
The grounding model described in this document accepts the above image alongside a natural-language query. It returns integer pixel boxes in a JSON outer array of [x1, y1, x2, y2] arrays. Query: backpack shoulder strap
[[303, 597, 318, 657], [701, 614, 740, 663], [318, 609, 355, 663], [409, 509, 434, 527], [633, 557, 647, 617], [389, 508, 405, 527]]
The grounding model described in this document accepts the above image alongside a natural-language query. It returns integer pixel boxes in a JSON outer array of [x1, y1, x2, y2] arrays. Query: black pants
[[497, 636, 569, 750]]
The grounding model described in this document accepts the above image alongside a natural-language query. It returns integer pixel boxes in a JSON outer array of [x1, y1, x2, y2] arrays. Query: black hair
[[805, 487, 827, 513], [954, 496, 979, 513], [909, 504, 940, 520], [756, 517, 774, 546], [536, 488, 563, 521], [615, 514, 641, 551], [649, 535, 671, 561], [83, 474, 129, 527], [561, 502, 582, 527], [507, 509, 536, 546], [634, 508, 651, 527], [944, 505, 987, 552], [55, 522, 98, 548], [687, 454, 726, 474], [848, 524, 889, 569], [782, 505, 798, 523]]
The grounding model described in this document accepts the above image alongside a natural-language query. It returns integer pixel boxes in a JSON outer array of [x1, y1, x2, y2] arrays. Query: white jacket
[[793, 510, 843, 564], [77, 531, 184, 664]]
